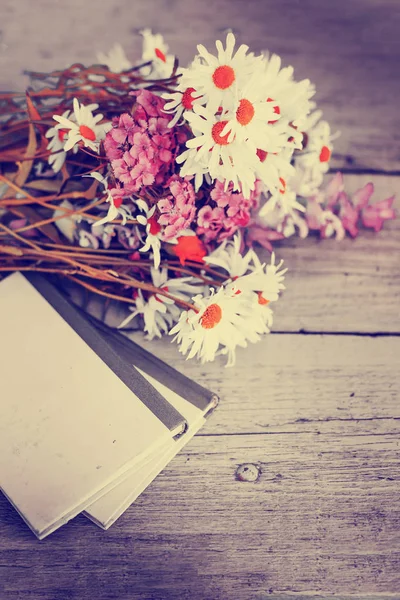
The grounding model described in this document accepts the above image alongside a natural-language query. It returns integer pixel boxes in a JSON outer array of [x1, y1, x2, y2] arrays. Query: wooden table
[[0, 1, 399, 598]]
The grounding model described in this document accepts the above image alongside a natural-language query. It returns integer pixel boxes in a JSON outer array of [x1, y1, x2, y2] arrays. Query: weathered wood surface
[[1, 1, 400, 598], [132, 334, 400, 436], [1, 0, 400, 171], [1, 431, 399, 599], [1, 335, 399, 600]]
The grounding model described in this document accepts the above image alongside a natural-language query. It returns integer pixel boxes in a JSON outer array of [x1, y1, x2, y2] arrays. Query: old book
[[84, 370, 207, 529], [78, 303, 220, 529], [0, 273, 187, 539], [84, 363, 216, 528]]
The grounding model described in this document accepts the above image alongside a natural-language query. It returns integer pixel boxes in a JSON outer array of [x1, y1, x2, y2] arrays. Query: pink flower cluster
[[196, 180, 261, 243], [307, 173, 396, 239], [104, 90, 186, 195], [248, 173, 396, 251], [157, 176, 196, 239]]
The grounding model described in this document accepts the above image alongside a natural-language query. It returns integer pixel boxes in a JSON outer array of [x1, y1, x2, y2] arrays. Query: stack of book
[[0, 272, 218, 539]]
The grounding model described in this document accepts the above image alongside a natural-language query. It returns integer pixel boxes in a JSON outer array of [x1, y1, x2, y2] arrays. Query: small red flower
[[148, 215, 161, 235], [173, 235, 207, 266]]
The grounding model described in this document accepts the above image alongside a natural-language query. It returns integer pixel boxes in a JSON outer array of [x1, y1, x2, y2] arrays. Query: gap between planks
[[128, 332, 400, 437]]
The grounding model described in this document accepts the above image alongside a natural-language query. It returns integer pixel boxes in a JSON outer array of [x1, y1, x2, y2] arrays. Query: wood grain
[[0, 2, 399, 598], [126, 333, 400, 436], [1, 0, 400, 171], [0, 335, 399, 599], [1, 434, 399, 599]]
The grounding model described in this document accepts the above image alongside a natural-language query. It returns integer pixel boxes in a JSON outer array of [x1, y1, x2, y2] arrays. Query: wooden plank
[[125, 333, 400, 436], [0, 334, 399, 598], [1, 432, 398, 598], [1, 0, 400, 170]]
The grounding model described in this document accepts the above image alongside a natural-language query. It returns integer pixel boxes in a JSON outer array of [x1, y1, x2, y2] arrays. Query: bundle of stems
[[0, 64, 228, 312]]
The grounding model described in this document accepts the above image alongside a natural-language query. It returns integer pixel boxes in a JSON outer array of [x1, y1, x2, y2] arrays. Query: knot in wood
[[235, 463, 261, 482]]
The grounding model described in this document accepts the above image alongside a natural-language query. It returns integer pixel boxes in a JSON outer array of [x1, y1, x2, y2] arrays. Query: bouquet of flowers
[[0, 30, 395, 365]]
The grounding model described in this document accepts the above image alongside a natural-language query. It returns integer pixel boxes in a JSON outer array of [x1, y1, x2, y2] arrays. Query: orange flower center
[[236, 98, 255, 126], [212, 121, 231, 145], [155, 48, 167, 63], [200, 303, 222, 329], [58, 129, 68, 142], [256, 149, 268, 163], [279, 177, 286, 194], [257, 292, 270, 306], [182, 87, 198, 110], [212, 65, 235, 90], [319, 145, 331, 163], [113, 197, 123, 209], [79, 124, 96, 141]]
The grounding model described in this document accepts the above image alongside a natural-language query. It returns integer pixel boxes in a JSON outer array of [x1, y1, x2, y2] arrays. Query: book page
[[0, 273, 171, 538], [84, 369, 205, 527]]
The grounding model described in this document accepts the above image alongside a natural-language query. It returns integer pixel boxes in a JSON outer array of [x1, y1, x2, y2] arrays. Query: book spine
[[87, 315, 220, 417]]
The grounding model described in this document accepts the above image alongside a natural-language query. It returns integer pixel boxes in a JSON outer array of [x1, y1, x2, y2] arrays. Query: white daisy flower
[[261, 52, 315, 140], [150, 266, 204, 316], [259, 179, 305, 217], [233, 252, 287, 304], [170, 286, 252, 366], [258, 205, 309, 239], [52, 98, 111, 153], [181, 104, 258, 197], [175, 147, 211, 192], [220, 72, 288, 150], [247, 290, 274, 335], [118, 266, 201, 335], [45, 109, 73, 172], [118, 290, 174, 339], [255, 148, 296, 195], [85, 172, 132, 227], [53, 199, 82, 241], [136, 201, 162, 269], [306, 200, 345, 240], [168, 309, 197, 357], [293, 111, 338, 196], [140, 29, 175, 79], [162, 84, 204, 128], [97, 44, 132, 73], [224, 288, 275, 355], [204, 233, 258, 278], [183, 32, 262, 113]]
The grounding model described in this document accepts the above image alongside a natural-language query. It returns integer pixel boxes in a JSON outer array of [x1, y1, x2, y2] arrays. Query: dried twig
[[0, 62, 226, 318]]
